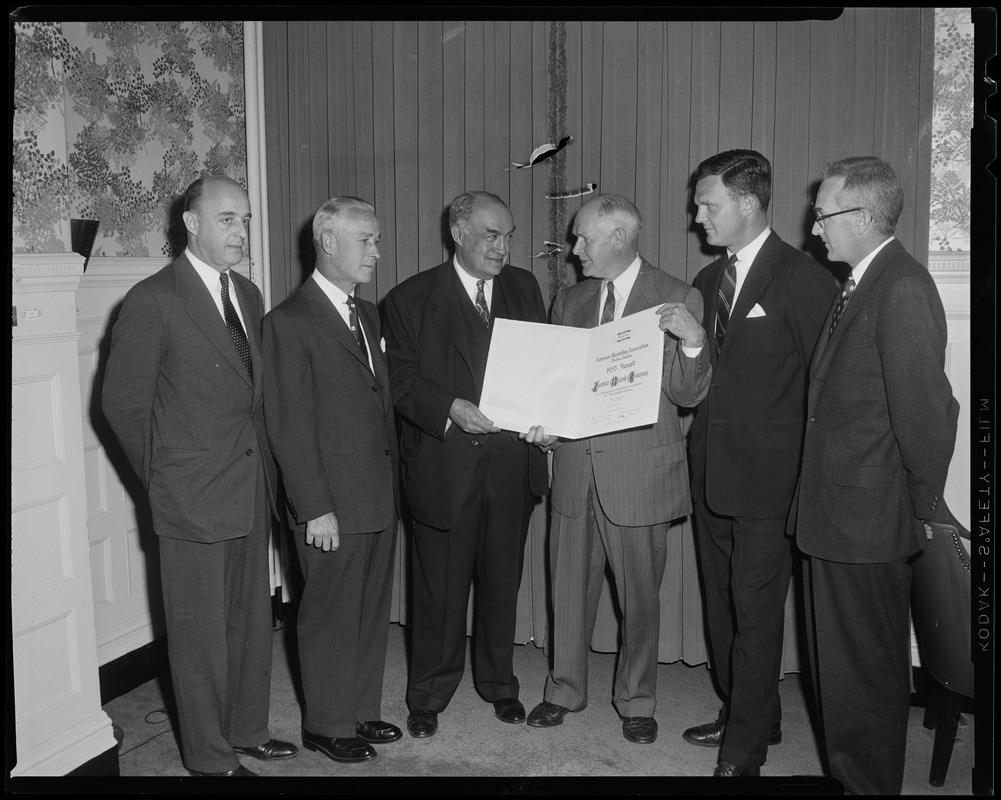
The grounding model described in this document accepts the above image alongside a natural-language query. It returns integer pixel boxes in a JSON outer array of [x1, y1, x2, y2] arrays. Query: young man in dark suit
[[791, 157, 959, 795], [263, 197, 401, 765], [382, 191, 551, 739], [102, 175, 297, 776], [681, 151, 838, 777]]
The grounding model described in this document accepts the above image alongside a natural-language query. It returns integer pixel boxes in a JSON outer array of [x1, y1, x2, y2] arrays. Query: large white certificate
[[479, 306, 665, 439]]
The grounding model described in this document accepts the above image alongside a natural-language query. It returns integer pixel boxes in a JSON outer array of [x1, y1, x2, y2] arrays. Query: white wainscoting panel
[[11, 254, 116, 776]]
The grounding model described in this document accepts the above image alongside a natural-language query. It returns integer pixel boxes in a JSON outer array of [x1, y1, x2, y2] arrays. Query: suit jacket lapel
[[357, 299, 393, 413], [621, 258, 659, 317], [431, 263, 475, 371], [231, 272, 264, 394], [175, 256, 253, 389], [724, 231, 777, 345], [568, 278, 602, 329], [302, 277, 372, 374], [811, 239, 899, 376]]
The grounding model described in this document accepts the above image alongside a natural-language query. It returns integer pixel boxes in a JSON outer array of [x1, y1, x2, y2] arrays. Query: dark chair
[[910, 502, 973, 787]]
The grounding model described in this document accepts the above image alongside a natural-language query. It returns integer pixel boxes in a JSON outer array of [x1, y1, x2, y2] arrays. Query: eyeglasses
[[812, 206, 865, 227]]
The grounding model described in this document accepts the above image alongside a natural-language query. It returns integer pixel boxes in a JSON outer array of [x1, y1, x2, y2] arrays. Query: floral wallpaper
[[930, 7, 973, 252], [12, 20, 247, 257], [12, 14, 973, 257]]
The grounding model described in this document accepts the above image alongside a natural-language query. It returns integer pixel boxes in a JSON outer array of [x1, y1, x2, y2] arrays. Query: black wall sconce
[[70, 218, 100, 271]]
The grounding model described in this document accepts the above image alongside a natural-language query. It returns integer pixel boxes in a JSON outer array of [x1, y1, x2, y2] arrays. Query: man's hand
[[305, 511, 340, 552], [657, 302, 705, 349], [449, 398, 501, 434], [520, 425, 559, 450]]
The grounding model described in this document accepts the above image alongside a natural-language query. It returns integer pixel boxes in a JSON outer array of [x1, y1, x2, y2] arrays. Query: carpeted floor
[[96, 616, 979, 794]]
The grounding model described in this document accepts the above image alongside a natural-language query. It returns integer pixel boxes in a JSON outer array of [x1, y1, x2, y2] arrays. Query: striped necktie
[[715, 254, 737, 351], [601, 281, 615, 324]]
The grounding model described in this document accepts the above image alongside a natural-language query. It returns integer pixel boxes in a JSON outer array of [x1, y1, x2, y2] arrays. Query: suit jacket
[[550, 259, 711, 527], [262, 276, 399, 534], [689, 230, 838, 520], [102, 254, 276, 543], [383, 261, 549, 530], [791, 239, 959, 563]]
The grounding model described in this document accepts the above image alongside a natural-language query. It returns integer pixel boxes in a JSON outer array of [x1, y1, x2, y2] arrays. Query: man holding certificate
[[525, 194, 711, 744], [383, 192, 552, 740]]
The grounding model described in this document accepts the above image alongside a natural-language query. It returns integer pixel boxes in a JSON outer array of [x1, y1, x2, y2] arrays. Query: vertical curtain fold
[[261, 11, 934, 672]]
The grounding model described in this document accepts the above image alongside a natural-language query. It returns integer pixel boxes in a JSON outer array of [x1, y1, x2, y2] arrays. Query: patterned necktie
[[219, 272, 253, 381], [829, 276, 856, 335], [347, 297, 371, 370], [474, 279, 490, 326], [715, 254, 737, 351], [601, 281, 616, 324]]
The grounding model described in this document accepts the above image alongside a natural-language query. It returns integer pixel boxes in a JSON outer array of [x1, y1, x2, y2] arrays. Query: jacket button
[[809, 416, 817, 423], [371, 386, 378, 392], [384, 449, 391, 456], [472, 440, 480, 447], [585, 448, 591, 455], [245, 448, 254, 456]]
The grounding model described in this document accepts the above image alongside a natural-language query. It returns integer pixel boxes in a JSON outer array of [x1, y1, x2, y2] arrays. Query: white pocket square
[[747, 304, 767, 318], [380, 337, 387, 353]]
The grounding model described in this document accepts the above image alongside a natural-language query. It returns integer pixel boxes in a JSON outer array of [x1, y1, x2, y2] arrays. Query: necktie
[[601, 281, 615, 324], [219, 272, 253, 381], [829, 276, 856, 335], [715, 254, 737, 351], [347, 297, 371, 370], [474, 279, 490, 326]]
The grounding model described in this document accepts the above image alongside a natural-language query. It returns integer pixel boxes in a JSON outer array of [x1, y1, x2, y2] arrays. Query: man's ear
[[319, 229, 337, 256], [450, 224, 464, 248], [182, 210, 198, 237]]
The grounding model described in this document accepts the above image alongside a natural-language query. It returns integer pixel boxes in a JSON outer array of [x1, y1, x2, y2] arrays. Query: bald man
[[103, 175, 297, 775]]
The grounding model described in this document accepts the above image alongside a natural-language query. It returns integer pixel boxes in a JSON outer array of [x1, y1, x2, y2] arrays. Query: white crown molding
[[81, 256, 171, 279], [927, 251, 971, 281], [12, 254, 84, 292]]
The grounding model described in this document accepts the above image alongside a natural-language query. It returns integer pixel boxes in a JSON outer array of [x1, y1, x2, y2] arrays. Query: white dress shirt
[[187, 248, 247, 331]]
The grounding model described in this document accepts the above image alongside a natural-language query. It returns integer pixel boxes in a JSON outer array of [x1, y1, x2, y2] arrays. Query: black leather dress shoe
[[356, 720, 403, 744], [493, 698, 526, 724], [188, 764, 257, 776], [233, 738, 299, 760], [302, 730, 376, 763], [683, 715, 781, 747], [714, 761, 761, 777], [527, 701, 571, 728], [622, 716, 658, 744], [406, 708, 439, 738]]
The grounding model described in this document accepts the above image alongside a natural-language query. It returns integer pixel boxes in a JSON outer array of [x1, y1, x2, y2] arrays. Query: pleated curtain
[[262, 11, 934, 672]]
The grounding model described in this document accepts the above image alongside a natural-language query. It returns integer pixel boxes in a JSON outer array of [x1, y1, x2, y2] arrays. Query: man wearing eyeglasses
[[789, 157, 959, 795], [679, 150, 838, 777]]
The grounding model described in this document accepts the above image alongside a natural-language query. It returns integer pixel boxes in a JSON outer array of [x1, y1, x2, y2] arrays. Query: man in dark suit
[[525, 194, 711, 745], [263, 197, 401, 764], [382, 191, 550, 738], [680, 150, 838, 777], [102, 175, 297, 776], [790, 157, 959, 795]]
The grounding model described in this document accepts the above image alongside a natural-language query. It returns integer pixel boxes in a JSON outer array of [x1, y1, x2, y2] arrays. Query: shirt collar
[[312, 268, 353, 307], [727, 227, 771, 276], [452, 256, 494, 292], [186, 247, 233, 292], [851, 236, 895, 285], [607, 254, 642, 300]]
